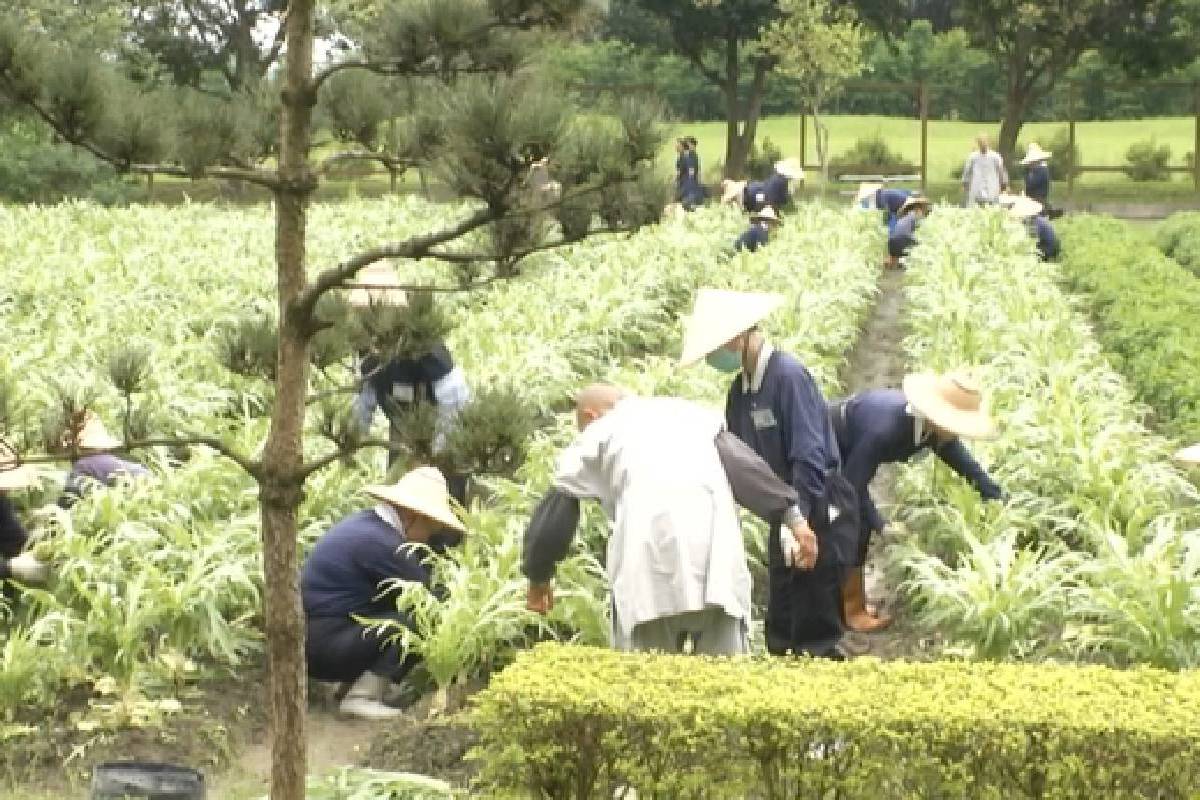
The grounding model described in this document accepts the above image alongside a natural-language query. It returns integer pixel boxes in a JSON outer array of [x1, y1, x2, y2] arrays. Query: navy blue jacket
[[743, 172, 791, 212], [1032, 216, 1060, 260], [1024, 163, 1050, 204], [726, 350, 838, 521], [0, 494, 28, 581], [360, 343, 455, 409], [878, 188, 910, 215], [60, 454, 149, 507], [734, 223, 770, 253], [887, 211, 920, 257], [832, 389, 1002, 533], [301, 509, 431, 619]]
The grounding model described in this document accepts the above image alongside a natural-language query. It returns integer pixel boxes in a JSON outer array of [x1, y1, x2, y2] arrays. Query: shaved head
[[976, 134, 990, 152], [575, 383, 627, 430]]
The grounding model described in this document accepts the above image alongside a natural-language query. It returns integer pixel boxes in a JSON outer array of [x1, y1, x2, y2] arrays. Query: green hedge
[[1156, 211, 1200, 277], [1058, 215, 1200, 444], [471, 644, 1200, 798]]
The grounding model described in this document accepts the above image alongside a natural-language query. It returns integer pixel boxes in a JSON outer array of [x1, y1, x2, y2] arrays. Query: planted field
[[1156, 211, 1200, 276]]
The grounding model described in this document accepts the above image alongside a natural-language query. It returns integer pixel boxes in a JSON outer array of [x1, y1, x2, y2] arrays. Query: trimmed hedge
[[1156, 211, 1200, 277], [472, 644, 1200, 798], [1058, 215, 1200, 444]]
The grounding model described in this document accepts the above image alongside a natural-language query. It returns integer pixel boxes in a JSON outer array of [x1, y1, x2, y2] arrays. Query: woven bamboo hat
[[347, 265, 408, 309], [774, 158, 804, 180], [750, 207, 781, 225], [854, 182, 883, 204], [899, 195, 931, 214], [1021, 143, 1052, 165], [999, 193, 1043, 219], [0, 444, 38, 491], [364, 466, 466, 533], [902, 371, 998, 440], [1174, 444, 1200, 464], [77, 414, 121, 451], [680, 288, 785, 366], [721, 179, 747, 205]]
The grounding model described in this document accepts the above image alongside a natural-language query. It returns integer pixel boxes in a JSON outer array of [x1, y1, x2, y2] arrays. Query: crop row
[[1155, 210, 1200, 277]]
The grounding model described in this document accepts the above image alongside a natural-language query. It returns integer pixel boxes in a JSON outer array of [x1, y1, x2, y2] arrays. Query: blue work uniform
[[0, 494, 28, 582], [829, 389, 1002, 565], [733, 222, 770, 253], [680, 149, 704, 208], [887, 211, 920, 258], [1024, 163, 1050, 205], [1030, 215, 1060, 260], [725, 344, 845, 658], [302, 507, 432, 682], [59, 454, 150, 508], [743, 172, 790, 212], [877, 189, 911, 233]]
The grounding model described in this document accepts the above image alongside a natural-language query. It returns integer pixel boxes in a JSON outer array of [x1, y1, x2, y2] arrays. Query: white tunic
[[552, 397, 752, 643]]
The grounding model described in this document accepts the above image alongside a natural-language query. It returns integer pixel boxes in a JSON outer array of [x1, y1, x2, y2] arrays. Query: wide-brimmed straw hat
[[77, 414, 121, 451], [902, 371, 998, 440], [1021, 143, 1052, 165], [774, 158, 804, 181], [0, 444, 38, 491], [363, 466, 466, 533], [751, 207, 781, 225], [679, 288, 785, 366], [347, 265, 408, 309], [899, 195, 931, 214], [1000, 194, 1043, 219], [854, 182, 883, 204], [1174, 443, 1200, 464], [721, 179, 747, 205]]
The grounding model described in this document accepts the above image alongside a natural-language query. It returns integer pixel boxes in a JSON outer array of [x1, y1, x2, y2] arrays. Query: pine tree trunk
[[263, 2, 316, 799], [998, 74, 1030, 167]]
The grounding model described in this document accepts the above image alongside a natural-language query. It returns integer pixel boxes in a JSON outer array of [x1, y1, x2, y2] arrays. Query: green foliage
[[215, 315, 279, 381], [827, 133, 917, 176], [1124, 137, 1172, 181], [746, 136, 783, 179], [0, 125, 132, 205], [1155, 210, 1200, 277], [473, 643, 1200, 798], [265, 767, 456, 800], [440, 389, 537, 478], [1058, 215, 1200, 444]]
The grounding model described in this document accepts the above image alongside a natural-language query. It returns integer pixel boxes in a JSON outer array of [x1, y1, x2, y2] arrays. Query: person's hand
[[780, 522, 818, 571], [526, 582, 554, 614], [7, 552, 49, 584]]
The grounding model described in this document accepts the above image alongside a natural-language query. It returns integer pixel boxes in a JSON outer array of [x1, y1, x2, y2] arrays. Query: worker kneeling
[[523, 384, 815, 655], [302, 466, 466, 720]]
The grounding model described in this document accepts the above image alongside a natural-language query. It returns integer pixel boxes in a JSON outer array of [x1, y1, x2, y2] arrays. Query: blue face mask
[[706, 348, 742, 373]]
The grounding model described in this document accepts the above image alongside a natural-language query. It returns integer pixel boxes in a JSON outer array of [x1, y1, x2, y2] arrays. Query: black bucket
[[90, 761, 206, 799]]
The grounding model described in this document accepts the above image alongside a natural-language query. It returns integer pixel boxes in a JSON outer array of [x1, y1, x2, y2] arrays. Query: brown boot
[[841, 567, 892, 633]]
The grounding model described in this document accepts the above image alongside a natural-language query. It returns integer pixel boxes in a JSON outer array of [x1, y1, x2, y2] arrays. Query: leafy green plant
[[1155, 210, 1200, 277], [1124, 137, 1172, 181], [828, 133, 917, 176]]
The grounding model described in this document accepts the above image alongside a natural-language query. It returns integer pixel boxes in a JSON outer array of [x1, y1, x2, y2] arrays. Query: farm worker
[[523, 157, 561, 205], [1001, 194, 1060, 261], [675, 137, 704, 210], [0, 449, 49, 586], [733, 207, 781, 253], [522, 384, 816, 655], [1174, 444, 1200, 464], [885, 195, 931, 268], [347, 265, 471, 500], [828, 374, 1003, 632], [723, 159, 804, 212], [681, 289, 859, 660], [855, 183, 912, 234], [1021, 143, 1052, 206], [961, 134, 1008, 206], [302, 466, 466, 720], [58, 414, 150, 509]]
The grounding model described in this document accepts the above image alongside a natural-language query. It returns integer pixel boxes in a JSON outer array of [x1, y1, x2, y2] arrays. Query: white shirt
[[552, 396, 753, 643], [741, 341, 775, 394], [963, 149, 1007, 203]]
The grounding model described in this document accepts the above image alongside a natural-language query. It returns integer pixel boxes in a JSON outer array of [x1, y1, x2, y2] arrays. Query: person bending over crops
[[1000, 194, 1060, 261], [885, 195, 931, 269], [721, 158, 804, 213], [733, 207, 781, 253], [0, 448, 49, 588], [828, 373, 1003, 633], [347, 266, 472, 501], [853, 182, 911, 234], [682, 290, 860, 661], [302, 466, 466, 720], [522, 383, 815, 655], [58, 414, 150, 509]]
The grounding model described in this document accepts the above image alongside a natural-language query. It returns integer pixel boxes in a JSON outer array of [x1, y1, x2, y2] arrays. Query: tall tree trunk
[[721, 32, 745, 179], [263, 2, 316, 799], [998, 65, 1032, 167]]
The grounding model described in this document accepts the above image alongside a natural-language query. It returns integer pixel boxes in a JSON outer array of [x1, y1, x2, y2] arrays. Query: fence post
[[1067, 82, 1077, 199], [799, 113, 806, 172], [918, 81, 929, 194], [1193, 82, 1199, 193]]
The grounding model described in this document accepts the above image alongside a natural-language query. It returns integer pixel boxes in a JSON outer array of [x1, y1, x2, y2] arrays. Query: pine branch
[[9, 436, 260, 479]]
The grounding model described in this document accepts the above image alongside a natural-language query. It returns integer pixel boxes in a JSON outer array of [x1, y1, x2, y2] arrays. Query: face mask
[[428, 530, 464, 555], [706, 348, 742, 373]]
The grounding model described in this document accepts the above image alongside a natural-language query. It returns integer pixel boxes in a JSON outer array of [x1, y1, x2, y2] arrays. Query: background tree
[[763, 0, 864, 184], [0, 2, 666, 798]]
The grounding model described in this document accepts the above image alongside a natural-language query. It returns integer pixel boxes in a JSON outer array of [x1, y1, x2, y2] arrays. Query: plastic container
[[90, 761, 205, 799]]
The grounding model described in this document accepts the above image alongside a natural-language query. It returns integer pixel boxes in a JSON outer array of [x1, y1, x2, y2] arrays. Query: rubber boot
[[841, 566, 892, 633], [339, 672, 404, 720]]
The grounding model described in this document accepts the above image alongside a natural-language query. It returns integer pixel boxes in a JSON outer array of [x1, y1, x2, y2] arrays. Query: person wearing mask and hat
[[885, 195, 931, 268], [681, 289, 857, 660], [348, 266, 472, 500], [962, 134, 1008, 207], [302, 466, 466, 719], [0, 448, 49, 587], [828, 373, 1003, 632], [734, 207, 781, 253], [523, 384, 817, 655], [854, 183, 912, 234], [58, 414, 151, 509], [1001, 194, 1060, 261], [722, 159, 804, 212], [1021, 143, 1052, 207]]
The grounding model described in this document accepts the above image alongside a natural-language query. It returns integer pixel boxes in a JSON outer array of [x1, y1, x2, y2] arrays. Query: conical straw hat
[[902, 371, 998, 440], [0, 444, 38, 491], [77, 414, 121, 451], [363, 466, 466, 533], [750, 206, 781, 225], [348, 265, 409, 309], [854, 182, 883, 204], [774, 158, 804, 180], [721, 179, 747, 205], [680, 289, 785, 366], [1001, 194, 1043, 219], [1021, 143, 1052, 165], [1174, 443, 1200, 464], [899, 195, 931, 214]]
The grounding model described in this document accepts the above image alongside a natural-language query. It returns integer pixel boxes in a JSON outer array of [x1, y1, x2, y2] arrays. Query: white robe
[[552, 397, 752, 644]]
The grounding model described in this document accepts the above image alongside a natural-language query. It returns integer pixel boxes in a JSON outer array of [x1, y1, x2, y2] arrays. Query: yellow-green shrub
[[472, 644, 1200, 799]]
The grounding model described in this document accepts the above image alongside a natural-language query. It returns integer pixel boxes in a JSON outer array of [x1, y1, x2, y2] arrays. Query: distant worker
[[854, 182, 912, 233], [1, 448, 49, 586], [828, 374, 1003, 632], [1002, 194, 1060, 261], [885, 195, 931, 268], [59, 414, 150, 509], [302, 466, 466, 719], [1021, 143, 1052, 207], [962, 134, 1008, 206], [675, 136, 705, 210], [733, 207, 781, 253], [523, 384, 817, 656], [722, 158, 804, 213]]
